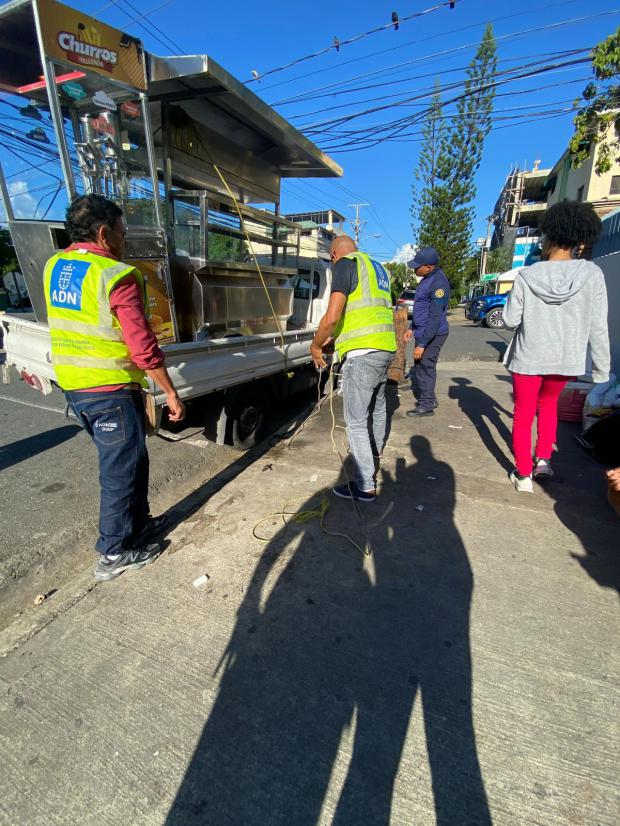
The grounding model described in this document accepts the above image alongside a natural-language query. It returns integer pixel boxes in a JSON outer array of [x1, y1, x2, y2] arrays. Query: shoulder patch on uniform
[[434, 288, 445, 299]]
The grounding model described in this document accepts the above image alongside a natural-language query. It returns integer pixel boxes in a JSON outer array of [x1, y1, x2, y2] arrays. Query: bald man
[[310, 235, 396, 502]]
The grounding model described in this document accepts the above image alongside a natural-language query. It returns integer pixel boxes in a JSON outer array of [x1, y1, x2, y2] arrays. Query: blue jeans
[[341, 350, 394, 491], [65, 387, 150, 556]]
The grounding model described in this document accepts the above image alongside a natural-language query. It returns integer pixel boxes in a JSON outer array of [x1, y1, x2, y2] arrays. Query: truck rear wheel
[[484, 308, 505, 329], [228, 388, 265, 450]]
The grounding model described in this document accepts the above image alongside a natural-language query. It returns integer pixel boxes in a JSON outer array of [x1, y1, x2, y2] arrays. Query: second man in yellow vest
[[310, 235, 396, 501]]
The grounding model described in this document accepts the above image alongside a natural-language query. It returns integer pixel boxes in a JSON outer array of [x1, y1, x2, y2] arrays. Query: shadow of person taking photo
[[165, 436, 491, 826], [449, 377, 513, 473]]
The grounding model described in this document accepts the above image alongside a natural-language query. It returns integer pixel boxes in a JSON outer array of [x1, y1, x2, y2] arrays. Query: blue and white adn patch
[[373, 261, 390, 293], [50, 259, 91, 310]]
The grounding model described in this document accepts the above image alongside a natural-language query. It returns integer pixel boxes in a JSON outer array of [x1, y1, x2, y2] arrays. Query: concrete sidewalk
[[0, 361, 618, 826]]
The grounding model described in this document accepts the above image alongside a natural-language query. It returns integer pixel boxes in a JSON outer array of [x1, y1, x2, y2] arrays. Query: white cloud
[[8, 180, 36, 219], [388, 243, 416, 265]]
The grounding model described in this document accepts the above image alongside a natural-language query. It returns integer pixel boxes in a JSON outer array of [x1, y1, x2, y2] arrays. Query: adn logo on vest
[[50, 259, 91, 310], [374, 261, 390, 293]]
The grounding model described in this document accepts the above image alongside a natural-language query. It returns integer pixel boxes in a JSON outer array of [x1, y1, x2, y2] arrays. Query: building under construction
[[492, 162, 551, 269]]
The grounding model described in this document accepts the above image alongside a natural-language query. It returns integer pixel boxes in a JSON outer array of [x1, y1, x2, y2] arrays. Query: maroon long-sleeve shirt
[[63, 243, 164, 391]]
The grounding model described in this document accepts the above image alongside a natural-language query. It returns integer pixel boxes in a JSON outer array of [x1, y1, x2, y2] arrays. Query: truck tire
[[484, 307, 505, 329], [228, 388, 265, 450]]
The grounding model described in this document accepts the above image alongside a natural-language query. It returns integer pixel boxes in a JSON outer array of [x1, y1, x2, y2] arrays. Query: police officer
[[310, 235, 396, 501], [44, 194, 185, 582], [404, 246, 450, 417]]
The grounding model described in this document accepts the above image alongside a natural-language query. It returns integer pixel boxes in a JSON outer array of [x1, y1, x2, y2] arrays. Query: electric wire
[[244, 1, 463, 85], [94, 0, 184, 55], [300, 55, 592, 136], [284, 50, 591, 120], [258, 0, 590, 95], [267, 9, 617, 108]]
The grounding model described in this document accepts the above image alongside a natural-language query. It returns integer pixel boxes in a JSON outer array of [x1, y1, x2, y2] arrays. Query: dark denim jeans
[[410, 333, 448, 410], [65, 387, 150, 556]]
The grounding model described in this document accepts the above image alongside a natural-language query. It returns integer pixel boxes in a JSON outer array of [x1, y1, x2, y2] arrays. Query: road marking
[[0, 393, 66, 415]]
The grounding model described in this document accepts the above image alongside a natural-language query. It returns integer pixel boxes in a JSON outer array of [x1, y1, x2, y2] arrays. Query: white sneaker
[[510, 470, 533, 493], [533, 458, 554, 480]]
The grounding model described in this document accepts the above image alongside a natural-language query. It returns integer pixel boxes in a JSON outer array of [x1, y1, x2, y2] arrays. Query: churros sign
[[57, 28, 118, 72], [37, 0, 146, 90]]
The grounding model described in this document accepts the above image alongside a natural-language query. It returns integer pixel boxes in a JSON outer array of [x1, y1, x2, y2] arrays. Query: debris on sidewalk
[[192, 574, 211, 590]]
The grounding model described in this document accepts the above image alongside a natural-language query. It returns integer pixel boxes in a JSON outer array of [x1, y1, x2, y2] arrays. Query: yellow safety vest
[[335, 252, 397, 357], [43, 249, 148, 391]]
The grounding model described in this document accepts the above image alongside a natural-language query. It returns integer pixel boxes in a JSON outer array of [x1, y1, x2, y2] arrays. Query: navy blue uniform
[[410, 268, 450, 411]]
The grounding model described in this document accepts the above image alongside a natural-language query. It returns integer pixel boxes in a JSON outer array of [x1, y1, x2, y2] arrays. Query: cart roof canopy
[[148, 54, 342, 181]]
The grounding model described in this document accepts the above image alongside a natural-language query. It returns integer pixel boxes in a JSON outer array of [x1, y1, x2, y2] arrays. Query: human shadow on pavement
[[449, 377, 513, 473], [485, 339, 507, 362], [165, 436, 491, 826], [542, 425, 620, 595], [0, 424, 81, 472]]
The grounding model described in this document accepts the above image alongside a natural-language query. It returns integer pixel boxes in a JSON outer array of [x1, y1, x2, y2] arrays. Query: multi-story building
[[284, 209, 346, 261], [546, 123, 620, 218], [490, 123, 620, 270], [491, 162, 551, 270]]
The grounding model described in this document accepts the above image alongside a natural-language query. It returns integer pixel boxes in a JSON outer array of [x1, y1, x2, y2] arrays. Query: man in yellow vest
[[44, 194, 185, 582], [310, 235, 396, 502]]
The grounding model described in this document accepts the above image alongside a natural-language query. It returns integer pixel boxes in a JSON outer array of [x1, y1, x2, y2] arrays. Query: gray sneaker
[[94, 543, 163, 583]]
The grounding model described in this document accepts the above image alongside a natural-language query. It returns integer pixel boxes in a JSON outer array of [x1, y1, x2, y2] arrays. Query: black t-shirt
[[331, 258, 358, 296]]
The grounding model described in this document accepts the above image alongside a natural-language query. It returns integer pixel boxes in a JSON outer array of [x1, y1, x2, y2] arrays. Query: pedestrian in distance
[[502, 200, 610, 493], [44, 194, 186, 581], [403, 246, 450, 416], [310, 235, 396, 502]]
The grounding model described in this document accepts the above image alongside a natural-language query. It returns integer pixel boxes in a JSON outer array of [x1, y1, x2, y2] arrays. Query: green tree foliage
[[411, 25, 497, 292], [0, 227, 18, 274], [462, 254, 481, 287], [570, 28, 620, 175], [487, 246, 511, 274], [385, 261, 407, 303]]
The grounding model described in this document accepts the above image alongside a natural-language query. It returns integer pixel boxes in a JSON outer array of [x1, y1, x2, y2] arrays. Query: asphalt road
[[0, 315, 507, 625]]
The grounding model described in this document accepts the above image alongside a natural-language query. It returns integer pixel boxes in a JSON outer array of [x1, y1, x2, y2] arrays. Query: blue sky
[[9, 0, 620, 260]]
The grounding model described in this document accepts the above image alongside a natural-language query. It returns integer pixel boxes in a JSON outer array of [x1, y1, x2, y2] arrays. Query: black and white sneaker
[[94, 543, 163, 583], [533, 458, 554, 480], [332, 482, 376, 502]]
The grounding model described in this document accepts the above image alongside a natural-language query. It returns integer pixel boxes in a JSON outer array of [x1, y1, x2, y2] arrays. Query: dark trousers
[[65, 387, 150, 556], [411, 333, 448, 410]]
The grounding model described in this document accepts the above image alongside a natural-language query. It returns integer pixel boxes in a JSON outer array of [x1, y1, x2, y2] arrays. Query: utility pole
[[480, 213, 497, 278], [348, 203, 369, 245]]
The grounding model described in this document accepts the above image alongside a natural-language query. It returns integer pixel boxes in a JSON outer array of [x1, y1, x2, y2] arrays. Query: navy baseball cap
[[408, 247, 439, 269]]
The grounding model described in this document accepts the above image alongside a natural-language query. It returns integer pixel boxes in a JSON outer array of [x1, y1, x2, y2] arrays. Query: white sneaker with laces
[[533, 458, 554, 480], [510, 471, 533, 493]]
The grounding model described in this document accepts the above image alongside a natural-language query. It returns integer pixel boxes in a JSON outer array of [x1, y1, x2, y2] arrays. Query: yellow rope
[[210, 162, 293, 377]]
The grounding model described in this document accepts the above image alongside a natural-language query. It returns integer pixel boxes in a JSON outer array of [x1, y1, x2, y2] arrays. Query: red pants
[[511, 373, 571, 476]]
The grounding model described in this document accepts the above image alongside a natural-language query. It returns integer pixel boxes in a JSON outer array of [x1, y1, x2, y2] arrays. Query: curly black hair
[[540, 200, 602, 249], [65, 195, 123, 244]]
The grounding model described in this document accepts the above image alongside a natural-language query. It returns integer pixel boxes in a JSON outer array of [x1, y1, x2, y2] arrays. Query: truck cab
[[465, 292, 508, 329], [465, 271, 516, 329], [287, 259, 331, 329]]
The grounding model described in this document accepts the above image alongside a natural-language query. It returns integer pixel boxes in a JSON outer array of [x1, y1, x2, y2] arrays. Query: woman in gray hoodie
[[502, 201, 610, 493]]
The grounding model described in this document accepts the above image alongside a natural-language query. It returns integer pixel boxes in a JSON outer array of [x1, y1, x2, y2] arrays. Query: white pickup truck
[[1, 259, 331, 450]]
